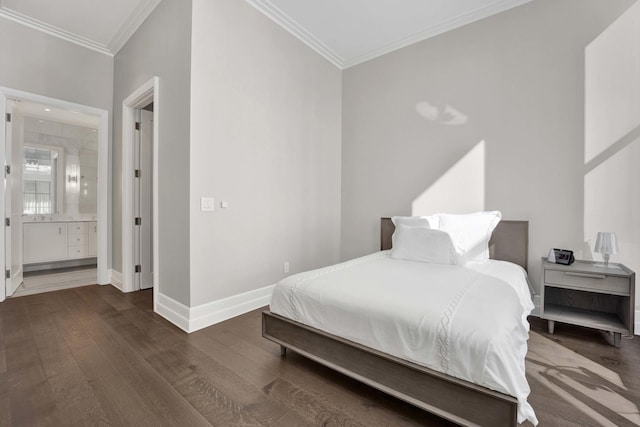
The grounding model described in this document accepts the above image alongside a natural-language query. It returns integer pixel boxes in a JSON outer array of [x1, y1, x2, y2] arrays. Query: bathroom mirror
[[19, 114, 98, 216]]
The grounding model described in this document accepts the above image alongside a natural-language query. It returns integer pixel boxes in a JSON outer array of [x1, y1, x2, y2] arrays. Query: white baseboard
[[155, 285, 274, 333], [189, 285, 274, 332], [109, 269, 124, 292], [156, 292, 191, 332]]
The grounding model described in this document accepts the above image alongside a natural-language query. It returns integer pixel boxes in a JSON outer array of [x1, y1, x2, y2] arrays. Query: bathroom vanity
[[23, 219, 97, 264]]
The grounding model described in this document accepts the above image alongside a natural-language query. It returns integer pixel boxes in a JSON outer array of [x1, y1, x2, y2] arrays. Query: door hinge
[[135, 217, 141, 226], [135, 265, 142, 273], [135, 169, 140, 178], [5, 269, 10, 279], [5, 218, 9, 227], [5, 113, 11, 123], [135, 121, 141, 131], [5, 165, 10, 175]]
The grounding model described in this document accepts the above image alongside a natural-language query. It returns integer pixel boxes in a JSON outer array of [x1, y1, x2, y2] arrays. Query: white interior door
[[139, 109, 153, 290], [133, 108, 153, 290], [5, 100, 23, 296]]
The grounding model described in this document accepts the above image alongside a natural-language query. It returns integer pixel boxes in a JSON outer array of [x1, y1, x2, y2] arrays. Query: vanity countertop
[[23, 216, 97, 223]]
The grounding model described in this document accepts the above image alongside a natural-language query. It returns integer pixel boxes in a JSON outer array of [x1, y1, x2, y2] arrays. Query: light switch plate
[[201, 197, 215, 212]]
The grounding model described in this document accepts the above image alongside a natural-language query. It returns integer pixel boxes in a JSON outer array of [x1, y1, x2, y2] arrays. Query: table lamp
[[594, 232, 618, 267]]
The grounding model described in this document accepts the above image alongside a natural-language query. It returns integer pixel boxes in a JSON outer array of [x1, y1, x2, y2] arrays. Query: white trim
[[189, 285, 275, 332], [0, 87, 110, 301], [155, 285, 275, 333], [121, 77, 160, 312], [156, 292, 191, 332], [0, 7, 111, 55], [246, 0, 533, 69], [107, 0, 162, 54], [635, 309, 639, 336], [245, 0, 343, 68], [110, 269, 124, 292], [0, 1, 160, 56]]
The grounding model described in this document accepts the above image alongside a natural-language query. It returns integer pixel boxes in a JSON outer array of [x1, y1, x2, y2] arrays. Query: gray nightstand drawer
[[545, 270, 629, 295]]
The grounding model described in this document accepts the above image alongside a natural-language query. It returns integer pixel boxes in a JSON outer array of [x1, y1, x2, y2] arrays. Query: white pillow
[[390, 224, 457, 265], [391, 215, 438, 248], [436, 211, 502, 263]]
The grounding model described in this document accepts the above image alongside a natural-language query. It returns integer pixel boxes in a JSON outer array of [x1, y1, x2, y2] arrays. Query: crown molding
[[246, 0, 533, 70], [0, 7, 112, 55], [107, 0, 162, 54], [246, 0, 345, 69], [0, 0, 161, 56]]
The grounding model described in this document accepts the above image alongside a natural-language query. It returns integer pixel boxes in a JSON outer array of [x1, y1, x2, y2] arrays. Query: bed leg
[[613, 332, 621, 348], [280, 345, 287, 357], [547, 320, 555, 334]]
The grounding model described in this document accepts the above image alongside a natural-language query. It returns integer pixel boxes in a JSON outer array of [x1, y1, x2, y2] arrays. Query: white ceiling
[[13, 99, 100, 128], [0, 0, 533, 66], [0, 0, 161, 55], [247, 0, 535, 68]]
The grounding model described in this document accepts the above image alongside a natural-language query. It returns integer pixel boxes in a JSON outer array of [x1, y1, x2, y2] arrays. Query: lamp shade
[[594, 232, 619, 255]]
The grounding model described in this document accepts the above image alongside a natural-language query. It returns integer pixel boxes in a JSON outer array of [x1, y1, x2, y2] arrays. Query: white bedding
[[270, 251, 538, 425]]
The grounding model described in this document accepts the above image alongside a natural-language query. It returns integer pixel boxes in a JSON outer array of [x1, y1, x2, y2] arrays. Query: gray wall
[[0, 17, 113, 268], [189, 0, 342, 306], [341, 0, 635, 292], [0, 18, 113, 110], [113, 0, 192, 305], [584, 1, 640, 311]]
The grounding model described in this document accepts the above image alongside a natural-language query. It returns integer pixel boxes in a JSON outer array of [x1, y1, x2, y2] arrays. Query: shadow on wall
[[583, 2, 640, 311]]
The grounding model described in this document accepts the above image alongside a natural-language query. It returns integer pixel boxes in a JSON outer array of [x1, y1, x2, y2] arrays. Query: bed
[[262, 217, 535, 426]]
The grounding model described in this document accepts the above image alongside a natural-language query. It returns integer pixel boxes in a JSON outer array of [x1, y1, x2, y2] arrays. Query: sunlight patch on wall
[[415, 101, 468, 126], [584, 2, 640, 163], [583, 2, 640, 313], [412, 140, 484, 215], [584, 139, 640, 268]]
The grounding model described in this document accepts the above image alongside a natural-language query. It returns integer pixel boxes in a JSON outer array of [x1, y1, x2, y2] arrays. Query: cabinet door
[[23, 223, 68, 263], [88, 222, 97, 257]]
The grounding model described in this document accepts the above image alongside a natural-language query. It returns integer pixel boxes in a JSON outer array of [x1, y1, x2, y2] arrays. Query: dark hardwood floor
[[0, 285, 638, 426]]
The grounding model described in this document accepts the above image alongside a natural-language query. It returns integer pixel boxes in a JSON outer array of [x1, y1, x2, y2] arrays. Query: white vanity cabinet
[[23, 221, 98, 264], [68, 222, 88, 258], [23, 222, 68, 263], [88, 221, 97, 256]]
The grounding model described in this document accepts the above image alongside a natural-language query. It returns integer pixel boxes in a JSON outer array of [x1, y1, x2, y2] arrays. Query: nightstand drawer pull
[[564, 272, 606, 279]]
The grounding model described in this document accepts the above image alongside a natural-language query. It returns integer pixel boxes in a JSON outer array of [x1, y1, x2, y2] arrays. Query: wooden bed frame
[[263, 219, 529, 427]]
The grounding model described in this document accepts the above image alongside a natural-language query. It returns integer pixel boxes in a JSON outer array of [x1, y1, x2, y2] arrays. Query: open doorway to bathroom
[[0, 88, 109, 301]]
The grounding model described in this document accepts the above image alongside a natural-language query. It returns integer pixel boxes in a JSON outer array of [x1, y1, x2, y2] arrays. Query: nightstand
[[540, 258, 635, 347]]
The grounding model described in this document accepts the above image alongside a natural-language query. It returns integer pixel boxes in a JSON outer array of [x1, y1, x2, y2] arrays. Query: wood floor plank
[[0, 372, 9, 427], [204, 311, 442, 426], [3, 304, 62, 426], [2, 286, 639, 426], [74, 315, 213, 426], [27, 307, 111, 427]]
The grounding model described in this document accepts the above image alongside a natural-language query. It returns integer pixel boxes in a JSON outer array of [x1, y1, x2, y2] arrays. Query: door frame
[[121, 77, 159, 307], [0, 86, 110, 302]]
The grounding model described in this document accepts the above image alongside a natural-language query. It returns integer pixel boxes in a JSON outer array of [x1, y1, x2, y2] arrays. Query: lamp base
[[593, 262, 620, 269]]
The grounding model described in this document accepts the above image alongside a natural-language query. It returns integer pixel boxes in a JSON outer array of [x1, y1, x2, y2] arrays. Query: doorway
[[135, 104, 154, 290], [122, 77, 159, 306], [0, 87, 109, 302]]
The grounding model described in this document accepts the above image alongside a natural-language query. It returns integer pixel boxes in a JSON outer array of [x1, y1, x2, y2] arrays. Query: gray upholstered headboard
[[380, 218, 529, 271]]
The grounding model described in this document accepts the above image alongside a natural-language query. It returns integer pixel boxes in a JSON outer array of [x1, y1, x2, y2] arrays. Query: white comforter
[[270, 251, 538, 425]]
